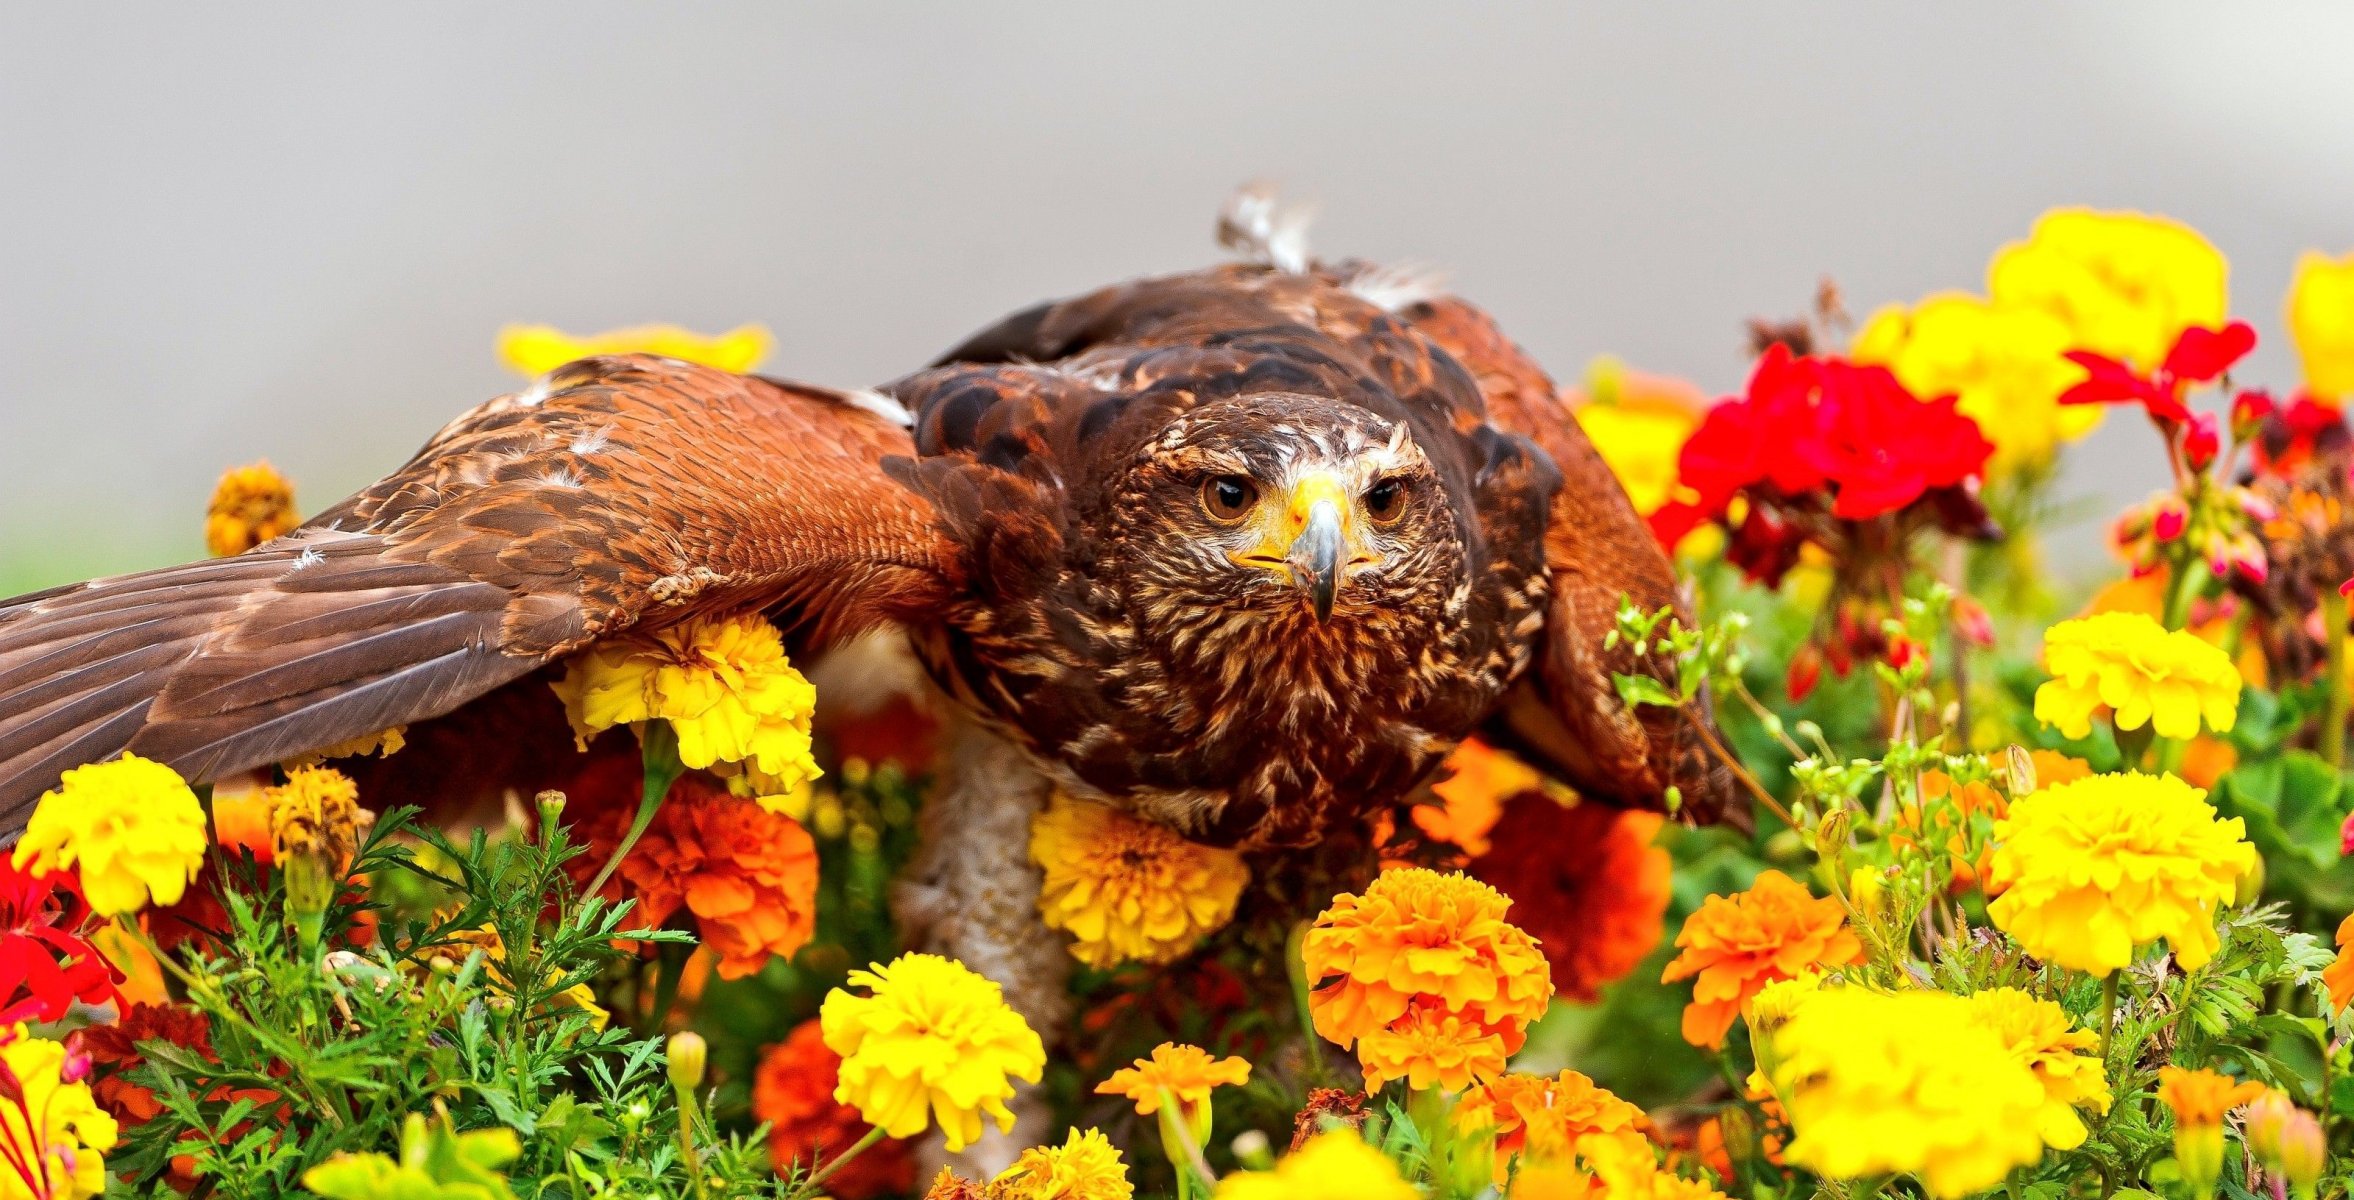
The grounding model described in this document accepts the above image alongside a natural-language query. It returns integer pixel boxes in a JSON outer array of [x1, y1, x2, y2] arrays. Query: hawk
[[0, 203, 1736, 855]]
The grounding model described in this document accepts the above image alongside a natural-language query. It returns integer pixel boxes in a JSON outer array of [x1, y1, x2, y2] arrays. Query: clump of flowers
[[1211, 1131, 1416, 1200], [1852, 291, 2099, 474], [1470, 798, 1669, 1003], [752, 1020, 915, 1200], [551, 611, 823, 796], [0, 858, 118, 1024], [1966, 987, 2111, 1149], [1029, 795, 1248, 968], [1300, 868, 1552, 1091], [1986, 772, 2255, 974], [497, 322, 773, 375], [204, 460, 299, 557], [992, 1127, 1133, 1200], [820, 952, 1046, 1152], [0, 1024, 119, 1200], [2032, 611, 2242, 740], [1454, 1069, 1647, 1175], [12, 755, 208, 917], [1660, 869, 1861, 1048], [1768, 988, 2050, 1198]]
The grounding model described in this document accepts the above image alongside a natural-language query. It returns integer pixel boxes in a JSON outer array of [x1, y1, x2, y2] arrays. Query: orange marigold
[[751, 1019, 915, 1200], [2027, 750, 2094, 790], [570, 772, 818, 978], [1456, 1070, 1647, 1173], [1660, 869, 1862, 1049], [1302, 868, 1552, 1091], [1095, 1043, 1251, 1117], [2156, 1066, 2266, 1127], [1353, 1001, 1513, 1092], [204, 461, 299, 557], [1414, 739, 1545, 856], [2327, 913, 2354, 1015], [1470, 797, 1670, 1002]]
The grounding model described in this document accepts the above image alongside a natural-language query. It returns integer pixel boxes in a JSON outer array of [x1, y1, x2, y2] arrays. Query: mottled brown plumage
[[0, 243, 1733, 849]]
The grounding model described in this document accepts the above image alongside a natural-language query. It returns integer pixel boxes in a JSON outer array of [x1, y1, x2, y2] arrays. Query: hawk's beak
[[1231, 472, 1368, 621], [1289, 497, 1346, 622]]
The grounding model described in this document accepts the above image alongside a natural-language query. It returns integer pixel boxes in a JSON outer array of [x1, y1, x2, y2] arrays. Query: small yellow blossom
[[2288, 249, 2354, 402], [1094, 1043, 1250, 1119], [0, 1027, 119, 1200], [1987, 772, 2256, 974], [1572, 358, 1706, 516], [497, 322, 772, 375], [2156, 1066, 2266, 1192], [1769, 988, 2049, 1198], [1966, 987, 2111, 1149], [994, 1127, 1133, 1200], [819, 953, 1046, 1152], [1741, 969, 1829, 1046], [284, 725, 407, 769], [1988, 208, 2228, 371], [1851, 292, 2100, 473], [12, 755, 208, 916], [204, 461, 300, 557], [551, 612, 822, 788], [1030, 795, 1248, 968], [266, 764, 368, 871], [1211, 1131, 1417, 1200], [2034, 611, 2241, 741]]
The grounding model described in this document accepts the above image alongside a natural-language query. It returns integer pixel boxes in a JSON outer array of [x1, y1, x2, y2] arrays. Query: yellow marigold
[[266, 764, 367, 870], [1569, 1133, 1733, 1200], [1769, 988, 2049, 1198], [1455, 1070, 1646, 1172], [551, 612, 822, 788], [1571, 358, 1706, 516], [994, 1127, 1133, 1200], [819, 953, 1046, 1152], [2033, 611, 2241, 741], [204, 461, 299, 557], [1852, 292, 2100, 473], [1030, 796, 1248, 969], [1094, 1043, 1250, 1119], [2288, 249, 2354, 402], [497, 322, 772, 375], [12, 756, 208, 917], [1741, 969, 1829, 1043], [2156, 1066, 2265, 1128], [1988, 208, 2228, 371], [2325, 912, 2354, 1015], [1302, 868, 1552, 1089], [1966, 987, 2111, 1150], [1660, 870, 1861, 1049], [0, 1026, 119, 1200], [1211, 1131, 1416, 1200], [284, 726, 406, 769], [1987, 772, 2255, 974]]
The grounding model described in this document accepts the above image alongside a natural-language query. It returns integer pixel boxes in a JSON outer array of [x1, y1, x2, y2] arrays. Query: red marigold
[[751, 1019, 915, 1200], [1470, 797, 1670, 1003], [84, 1002, 217, 1124], [1659, 869, 1862, 1049], [570, 771, 820, 979], [0, 857, 120, 1024]]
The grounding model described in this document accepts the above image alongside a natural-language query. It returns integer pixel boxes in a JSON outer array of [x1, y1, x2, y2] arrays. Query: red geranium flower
[[0, 856, 121, 1023], [2060, 320, 2256, 423]]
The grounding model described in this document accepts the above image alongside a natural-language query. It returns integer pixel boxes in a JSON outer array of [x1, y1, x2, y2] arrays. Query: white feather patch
[[836, 387, 915, 427], [1217, 184, 1316, 274], [1346, 261, 1450, 313]]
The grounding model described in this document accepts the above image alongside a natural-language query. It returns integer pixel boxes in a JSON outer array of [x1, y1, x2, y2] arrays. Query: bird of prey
[[0, 199, 1735, 855]]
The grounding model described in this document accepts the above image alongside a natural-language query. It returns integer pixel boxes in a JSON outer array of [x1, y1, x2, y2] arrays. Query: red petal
[[2057, 351, 2150, 407], [2163, 320, 2257, 384]]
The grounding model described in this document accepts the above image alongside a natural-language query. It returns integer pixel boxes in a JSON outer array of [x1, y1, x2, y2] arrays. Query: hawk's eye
[[1201, 475, 1259, 523], [1363, 478, 1408, 524]]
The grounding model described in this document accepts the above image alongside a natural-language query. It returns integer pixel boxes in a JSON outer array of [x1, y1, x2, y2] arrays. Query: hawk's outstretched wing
[[0, 355, 957, 836]]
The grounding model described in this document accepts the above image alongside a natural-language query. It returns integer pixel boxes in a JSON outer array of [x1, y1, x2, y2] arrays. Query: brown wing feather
[[0, 355, 957, 837], [1399, 295, 1742, 825]]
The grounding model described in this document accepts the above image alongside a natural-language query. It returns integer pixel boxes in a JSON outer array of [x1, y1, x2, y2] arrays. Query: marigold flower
[[2027, 749, 2093, 790], [995, 1127, 1133, 1200], [1852, 292, 2100, 472], [0, 1025, 119, 1200], [1094, 1043, 1250, 1118], [1987, 772, 2255, 974], [1564, 1133, 1733, 1200], [1456, 1070, 1647, 1172], [1769, 988, 2048, 1198], [497, 322, 772, 375], [1030, 795, 1248, 969], [1571, 359, 1707, 516], [283, 726, 407, 769], [751, 1020, 914, 1200], [1660, 869, 1861, 1049], [1988, 208, 2228, 371], [1351, 1000, 1513, 1092], [2156, 1066, 2267, 1128], [1740, 970, 1828, 1046], [2325, 912, 2354, 1015], [266, 765, 368, 871], [2033, 611, 2241, 740], [1966, 987, 2111, 1150], [1471, 798, 1670, 1003], [12, 756, 208, 917], [82, 1002, 217, 1126], [2288, 249, 2354, 402], [1302, 868, 1551, 1089], [570, 772, 819, 979], [0, 859, 119, 1025], [553, 612, 822, 788], [204, 461, 299, 557], [1415, 739, 1543, 856], [1211, 1131, 1416, 1200], [208, 776, 275, 866], [819, 952, 1046, 1152]]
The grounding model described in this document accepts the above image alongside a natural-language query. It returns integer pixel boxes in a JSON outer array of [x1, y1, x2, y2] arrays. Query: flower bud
[[1786, 643, 1823, 703], [1952, 597, 1995, 648], [2276, 1109, 2326, 1187], [666, 1031, 707, 1091], [2153, 502, 2188, 543], [2231, 388, 2274, 439], [536, 789, 567, 830], [2235, 854, 2265, 907], [1815, 808, 1852, 863], [1848, 865, 1885, 923], [1230, 1129, 1273, 1170], [59, 1034, 92, 1085], [2339, 808, 2354, 858], [2184, 412, 2221, 471], [2243, 1089, 2294, 1162], [2173, 1120, 2225, 1195], [1716, 1106, 1758, 1168]]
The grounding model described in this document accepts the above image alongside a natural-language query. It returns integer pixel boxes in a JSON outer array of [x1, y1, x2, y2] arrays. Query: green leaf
[[1612, 672, 1680, 710]]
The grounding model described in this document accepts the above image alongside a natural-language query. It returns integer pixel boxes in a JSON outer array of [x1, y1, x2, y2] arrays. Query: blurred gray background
[[6, 3, 2352, 593]]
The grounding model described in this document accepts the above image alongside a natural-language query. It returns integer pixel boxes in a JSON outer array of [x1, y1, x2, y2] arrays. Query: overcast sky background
[[5, 4, 2352, 594]]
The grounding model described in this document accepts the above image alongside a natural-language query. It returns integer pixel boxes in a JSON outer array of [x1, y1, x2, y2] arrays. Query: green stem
[[792, 1126, 884, 1200], [1157, 1087, 1220, 1196], [2159, 555, 2208, 633], [2324, 587, 2349, 769], [671, 1081, 709, 1200], [1285, 921, 1330, 1086], [584, 722, 685, 900], [2100, 972, 2122, 1067]]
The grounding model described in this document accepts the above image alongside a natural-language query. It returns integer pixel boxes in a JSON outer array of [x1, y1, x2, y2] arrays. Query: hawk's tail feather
[[0, 532, 536, 842]]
